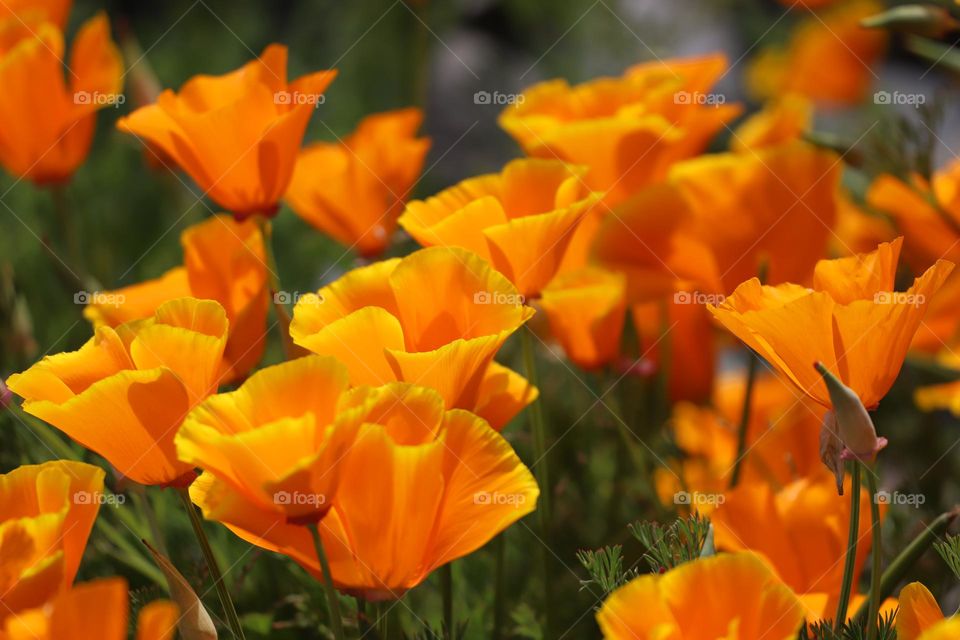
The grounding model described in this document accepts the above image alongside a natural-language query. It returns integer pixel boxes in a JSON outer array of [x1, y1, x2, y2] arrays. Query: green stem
[[176, 488, 246, 639], [131, 484, 168, 557], [440, 563, 453, 639], [519, 327, 554, 639], [729, 351, 759, 488], [834, 461, 861, 631], [493, 534, 506, 640], [254, 216, 301, 360], [853, 508, 958, 624], [308, 523, 345, 640], [864, 468, 882, 640]]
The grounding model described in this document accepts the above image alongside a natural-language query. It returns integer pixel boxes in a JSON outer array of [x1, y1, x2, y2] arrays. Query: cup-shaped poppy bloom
[[538, 266, 626, 370], [710, 238, 954, 410], [867, 160, 960, 270], [2, 578, 177, 640], [189, 382, 538, 600], [7, 298, 228, 486], [117, 44, 336, 218], [83, 214, 268, 383], [897, 582, 946, 640], [0, 13, 122, 184], [711, 470, 879, 603], [286, 108, 430, 257], [596, 551, 806, 639], [176, 355, 357, 525], [747, 0, 887, 105], [399, 159, 598, 297], [0, 0, 70, 27], [0, 461, 103, 620], [289, 247, 536, 422], [655, 372, 823, 510]]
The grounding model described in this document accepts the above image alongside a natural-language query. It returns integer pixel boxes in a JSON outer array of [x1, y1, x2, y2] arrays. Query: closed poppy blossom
[[0, 461, 103, 620], [2, 578, 177, 640], [0, 13, 122, 184], [399, 159, 598, 297], [117, 44, 336, 218], [289, 247, 536, 425], [286, 107, 430, 257], [711, 470, 880, 606], [709, 238, 954, 410], [6, 298, 228, 486], [189, 382, 538, 600], [83, 214, 269, 383], [747, 0, 887, 105], [596, 551, 806, 639], [176, 355, 355, 525], [897, 582, 946, 640]]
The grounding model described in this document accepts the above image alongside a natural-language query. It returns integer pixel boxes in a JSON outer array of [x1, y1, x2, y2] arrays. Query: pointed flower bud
[[862, 4, 960, 38], [814, 361, 888, 463]]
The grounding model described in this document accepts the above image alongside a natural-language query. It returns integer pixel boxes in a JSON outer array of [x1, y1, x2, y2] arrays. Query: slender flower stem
[[176, 488, 246, 640], [254, 216, 302, 360], [307, 523, 345, 640], [833, 461, 861, 632], [440, 563, 453, 639], [493, 534, 506, 640], [865, 467, 882, 640], [729, 350, 759, 488], [519, 326, 554, 638]]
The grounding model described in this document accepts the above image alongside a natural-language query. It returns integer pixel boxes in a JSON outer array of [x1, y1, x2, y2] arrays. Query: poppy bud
[[862, 4, 960, 39], [814, 361, 888, 462]]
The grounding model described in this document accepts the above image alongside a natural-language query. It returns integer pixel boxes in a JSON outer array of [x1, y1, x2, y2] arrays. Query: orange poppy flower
[[709, 238, 954, 409], [289, 247, 536, 425], [916, 620, 960, 640], [538, 266, 626, 370], [7, 298, 228, 486], [596, 551, 806, 639], [0, 0, 70, 27], [0, 13, 121, 184], [399, 159, 598, 297], [176, 355, 356, 525], [897, 582, 946, 640], [747, 0, 887, 105], [117, 44, 336, 218], [867, 160, 960, 270], [286, 108, 430, 257], [711, 470, 879, 603], [729, 94, 812, 153], [0, 461, 103, 620], [2, 578, 177, 640], [655, 372, 823, 510], [189, 382, 538, 600], [83, 214, 269, 383]]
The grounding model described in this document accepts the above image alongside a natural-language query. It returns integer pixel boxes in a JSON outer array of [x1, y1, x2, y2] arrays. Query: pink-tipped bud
[[814, 362, 888, 462]]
